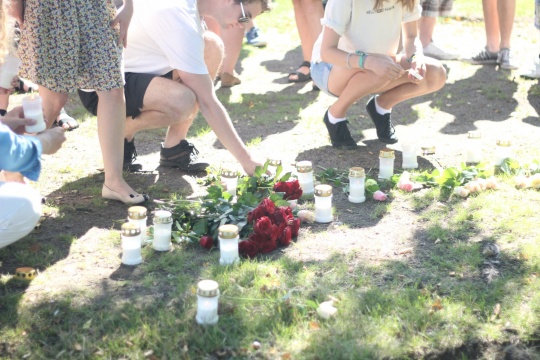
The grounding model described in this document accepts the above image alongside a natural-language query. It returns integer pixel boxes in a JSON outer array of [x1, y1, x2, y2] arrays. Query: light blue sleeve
[[0, 124, 43, 181]]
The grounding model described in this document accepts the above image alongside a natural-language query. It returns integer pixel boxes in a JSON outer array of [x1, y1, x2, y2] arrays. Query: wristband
[[346, 52, 353, 69], [407, 53, 417, 63], [355, 51, 367, 69]]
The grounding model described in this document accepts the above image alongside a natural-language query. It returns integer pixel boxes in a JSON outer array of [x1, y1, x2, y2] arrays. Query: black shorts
[[77, 71, 174, 119]]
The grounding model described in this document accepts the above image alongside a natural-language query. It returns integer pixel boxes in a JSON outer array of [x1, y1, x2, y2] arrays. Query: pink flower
[[373, 190, 387, 201]]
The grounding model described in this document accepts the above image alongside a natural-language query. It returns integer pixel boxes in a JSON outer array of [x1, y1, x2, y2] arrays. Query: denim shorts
[[311, 61, 336, 97]]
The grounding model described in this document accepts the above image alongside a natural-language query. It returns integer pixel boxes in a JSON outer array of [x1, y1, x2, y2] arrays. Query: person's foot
[[288, 61, 311, 83], [123, 138, 143, 172], [102, 184, 148, 205], [497, 48, 518, 70], [322, 110, 358, 150], [464, 46, 498, 65], [366, 96, 398, 144], [220, 72, 241, 88], [245, 27, 267, 47], [55, 108, 79, 131], [520, 61, 540, 79], [159, 140, 210, 172], [423, 42, 459, 61]]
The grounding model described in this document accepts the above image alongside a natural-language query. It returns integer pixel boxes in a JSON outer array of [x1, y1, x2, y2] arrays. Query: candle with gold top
[[218, 224, 239, 265], [128, 206, 147, 245], [153, 210, 172, 251], [221, 169, 238, 197], [196, 280, 220, 325], [121, 222, 142, 265], [494, 139, 512, 166], [296, 161, 314, 195], [314, 184, 333, 223], [348, 167, 366, 203], [378, 148, 395, 180], [466, 131, 482, 163]]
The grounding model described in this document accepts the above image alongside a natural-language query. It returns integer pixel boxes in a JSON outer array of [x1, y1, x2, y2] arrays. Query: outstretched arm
[[175, 70, 262, 176]]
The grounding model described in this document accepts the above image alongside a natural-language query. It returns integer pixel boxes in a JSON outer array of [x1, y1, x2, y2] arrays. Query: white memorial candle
[[378, 148, 395, 180], [494, 139, 512, 166], [465, 131, 483, 164], [196, 280, 220, 325], [121, 222, 142, 266], [153, 210, 172, 251], [348, 167, 366, 203], [128, 206, 147, 245], [401, 142, 418, 169], [218, 224, 239, 265], [296, 161, 314, 195], [314, 184, 333, 223], [221, 169, 238, 197], [23, 94, 46, 133]]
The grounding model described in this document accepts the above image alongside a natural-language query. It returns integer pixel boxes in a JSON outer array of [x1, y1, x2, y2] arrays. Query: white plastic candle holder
[[401, 142, 418, 169], [296, 161, 314, 195], [23, 94, 46, 133], [421, 145, 436, 156], [465, 131, 482, 164], [196, 280, 220, 325], [121, 222, 142, 266], [153, 210, 172, 251], [0, 54, 22, 89], [494, 139, 512, 166], [378, 148, 395, 180], [221, 169, 238, 197], [348, 167, 366, 203], [314, 184, 333, 223], [218, 224, 239, 265], [268, 159, 282, 176], [128, 206, 147, 245]]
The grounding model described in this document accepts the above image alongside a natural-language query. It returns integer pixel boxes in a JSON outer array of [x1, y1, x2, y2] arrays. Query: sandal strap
[[300, 60, 311, 68]]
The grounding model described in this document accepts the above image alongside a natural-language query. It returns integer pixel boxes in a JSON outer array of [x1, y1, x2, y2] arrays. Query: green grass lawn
[[1, 1, 540, 359]]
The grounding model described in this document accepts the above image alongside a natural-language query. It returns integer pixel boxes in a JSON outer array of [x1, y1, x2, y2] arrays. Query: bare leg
[[219, 26, 244, 75], [0, 93, 9, 113], [126, 31, 224, 149], [96, 87, 139, 197], [38, 87, 68, 128], [483, 0, 500, 52], [290, 0, 324, 80], [497, 0, 515, 49], [419, 16, 436, 47]]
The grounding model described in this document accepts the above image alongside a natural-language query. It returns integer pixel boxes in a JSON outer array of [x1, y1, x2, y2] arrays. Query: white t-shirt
[[312, 0, 421, 62], [124, 0, 208, 75]]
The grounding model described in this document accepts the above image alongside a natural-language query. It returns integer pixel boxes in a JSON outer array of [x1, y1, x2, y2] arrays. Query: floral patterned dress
[[18, 0, 123, 93]]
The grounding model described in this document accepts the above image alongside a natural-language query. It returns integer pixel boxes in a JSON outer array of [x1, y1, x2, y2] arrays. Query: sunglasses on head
[[239, 2, 251, 24]]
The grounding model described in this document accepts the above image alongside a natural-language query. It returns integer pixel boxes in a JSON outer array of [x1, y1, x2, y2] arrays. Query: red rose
[[254, 216, 273, 235], [274, 180, 303, 200], [289, 218, 300, 238], [239, 240, 260, 258], [272, 206, 291, 225], [279, 226, 292, 246], [259, 238, 277, 254], [199, 235, 214, 250], [259, 198, 275, 215], [248, 206, 266, 223], [249, 232, 269, 244]]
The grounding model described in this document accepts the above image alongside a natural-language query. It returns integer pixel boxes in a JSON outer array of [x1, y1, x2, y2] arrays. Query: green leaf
[[192, 219, 208, 236]]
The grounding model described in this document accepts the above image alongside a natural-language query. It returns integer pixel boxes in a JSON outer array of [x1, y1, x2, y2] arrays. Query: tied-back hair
[[374, 0, 416, 12]]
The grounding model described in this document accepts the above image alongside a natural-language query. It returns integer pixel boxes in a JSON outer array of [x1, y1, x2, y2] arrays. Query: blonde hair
[[374, 0, 416, 12]]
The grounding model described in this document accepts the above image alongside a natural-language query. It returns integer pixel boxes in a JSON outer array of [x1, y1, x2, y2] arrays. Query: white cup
[[23, 94, 47, 133], [0, 54, 22, 89]]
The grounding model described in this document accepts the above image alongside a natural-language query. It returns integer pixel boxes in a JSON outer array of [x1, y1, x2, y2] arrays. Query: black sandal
[[288, 60, 312, 83], [14, 79, 37, 94]]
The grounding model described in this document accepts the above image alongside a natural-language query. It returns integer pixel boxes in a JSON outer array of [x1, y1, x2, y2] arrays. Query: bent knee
[[167, 85, 197, 117], [204, 31, 224, 59], [427, 64, 447, 91]]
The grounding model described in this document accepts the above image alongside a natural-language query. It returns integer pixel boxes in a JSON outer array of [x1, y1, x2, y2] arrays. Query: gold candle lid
[[218, 224, 239, 239], [496, 139, 512, 147], [467, 131, 482, 139], [421, 145, 436, 154], [349, 167, 365, 178], [121, 222, 141, 237], [379, 148, 395, 158], [221, 169, 237, 178], [314, 184, 332, 197], [268, 159, 282, 167], [197, 279, 220, 297], [295, 161, 313, 173], [128, 206, 147, 220], [15, 267, 37, 281], [154, 210, 172, 224]]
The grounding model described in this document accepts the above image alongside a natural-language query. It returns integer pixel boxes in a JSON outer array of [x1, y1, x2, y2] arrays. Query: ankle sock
[[374, 96, 391, 115], [327, 110, 347, 124]]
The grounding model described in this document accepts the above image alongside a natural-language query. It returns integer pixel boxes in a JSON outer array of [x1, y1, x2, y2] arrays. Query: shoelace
[[186, 142, 200, 162], [336, 121, 352, 139], [381, 114, 396, 137], [125, 142, 138, 163]]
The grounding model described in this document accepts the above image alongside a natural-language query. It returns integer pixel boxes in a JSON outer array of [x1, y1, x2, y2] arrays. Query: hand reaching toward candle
[[110, 0, 133, 47], [1, 107, 35, 134], [36, 127, 67, 155]]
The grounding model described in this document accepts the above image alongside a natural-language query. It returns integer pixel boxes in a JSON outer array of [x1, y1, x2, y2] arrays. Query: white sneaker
[[520, 61, 540, 79], [497, 48, 518, 70], [423, 42, 460, 60]]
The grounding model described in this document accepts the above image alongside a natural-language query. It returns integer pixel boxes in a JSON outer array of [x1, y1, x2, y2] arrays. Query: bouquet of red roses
[[273, 180, 303, 200], [238, 198, 301, 258]]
